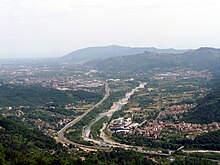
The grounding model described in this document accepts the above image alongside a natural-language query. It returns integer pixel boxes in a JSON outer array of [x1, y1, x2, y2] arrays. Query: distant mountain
[[95, 51, 180, 74], [94, 47, 220, 74], [61, 45, 188, 62], [178, 47, 220, 70]]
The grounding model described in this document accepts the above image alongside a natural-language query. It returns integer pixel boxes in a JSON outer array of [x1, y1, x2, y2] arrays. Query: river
[[82, 82, 147, 142]]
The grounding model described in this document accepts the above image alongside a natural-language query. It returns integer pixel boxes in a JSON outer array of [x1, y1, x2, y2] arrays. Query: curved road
[[82, 82, 147, 141], [82, 82, 172, 156], [57, 82, 110, 147], [58, 81, 171, 156], [58, 81, 220, 158]]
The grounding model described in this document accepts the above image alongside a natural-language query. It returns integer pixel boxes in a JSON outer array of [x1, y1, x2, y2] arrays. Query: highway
[[81, 82, 172, 156], [58, 81, 220, 159], [58, 81, 172, 156], [182, 150, 220, 154], [82, 82, 147, 141], [82, 82, 147, 140], [57, 82, 110, 147]]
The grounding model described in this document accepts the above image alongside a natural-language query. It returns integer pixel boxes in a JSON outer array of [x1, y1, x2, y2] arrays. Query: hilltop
[[62, 45, 188, 62], [93, 47, 220, 74]]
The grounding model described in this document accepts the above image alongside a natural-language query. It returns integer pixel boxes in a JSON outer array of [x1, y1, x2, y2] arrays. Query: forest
[[0, 84, 103, 107], [184, 77, 220, 124]]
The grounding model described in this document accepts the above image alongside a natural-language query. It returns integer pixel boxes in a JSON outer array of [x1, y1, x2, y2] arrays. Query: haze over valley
[[1, 44, 220, 164], [1, 0, 220, 164]]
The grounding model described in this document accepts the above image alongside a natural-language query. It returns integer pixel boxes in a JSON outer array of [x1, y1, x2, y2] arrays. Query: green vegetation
[[97, 48, 220, 76], [66, 93, 127, 143], [184, 84, 220, 124], [0, 117, 61, 152], [1, 47, 220, 164], [0, 84, 103, 107], [97, 52, 181, 76], [90, 117, 108, 138], [66, 83, 133, 144], [175, 130, 220, 150], [112, 133, 181, 150], [177, 152, 220, 161], [0, 116, 158, 164], [183, 73, 220, 124], [171, 156, 217, 165]]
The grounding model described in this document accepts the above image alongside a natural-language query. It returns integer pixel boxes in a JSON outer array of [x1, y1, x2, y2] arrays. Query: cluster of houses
[[109, 114, 220, 140], [52, 79, 103, 91], [156, 104, 195, 120], [135, 120, 220, 139], [55, 117, 71, 127], [153, 70, 212, 81]]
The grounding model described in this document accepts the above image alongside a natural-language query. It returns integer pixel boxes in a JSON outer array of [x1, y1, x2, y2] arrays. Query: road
[[58, 81, 171, 156], [58, 81, 220, 158], [57, 82, 110, 147], [182, 150, 220, 154], [82, 82, 147, 141], [81, 82, 171, 156]]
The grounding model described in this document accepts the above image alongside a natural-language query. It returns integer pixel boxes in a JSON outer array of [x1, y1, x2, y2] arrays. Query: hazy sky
[[0, 0, 220, 58]]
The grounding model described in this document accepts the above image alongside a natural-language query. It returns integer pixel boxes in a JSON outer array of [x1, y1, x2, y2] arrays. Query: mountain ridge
[[92, 47, 220, 76], [61, 45, 189, 62]]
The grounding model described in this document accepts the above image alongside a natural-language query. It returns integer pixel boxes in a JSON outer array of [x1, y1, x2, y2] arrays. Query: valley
[[0, 47, 220, 164]]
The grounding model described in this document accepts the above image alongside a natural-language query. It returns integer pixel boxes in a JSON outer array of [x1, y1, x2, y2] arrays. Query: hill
[[178, 47, 220, 70], [0, 117, 60, 152], [94, 47, 220, 74], [0, 117, 157, 164], [183, 80, 220, 124], [96, 51, 180, 73], [0, 84, 103, 107], [94, 47, 220, 123], [62, 45, 187, 63]]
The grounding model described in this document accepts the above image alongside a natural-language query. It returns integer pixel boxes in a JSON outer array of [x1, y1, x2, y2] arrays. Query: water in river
[[82, 82, 147, 138]]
